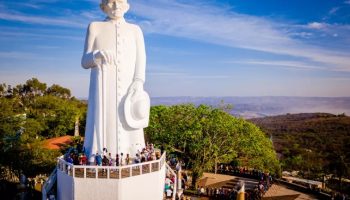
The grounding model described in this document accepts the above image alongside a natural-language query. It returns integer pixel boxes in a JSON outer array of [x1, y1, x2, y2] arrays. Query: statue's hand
[[128, 80, 144, 95], [93, 50, 116, 66]]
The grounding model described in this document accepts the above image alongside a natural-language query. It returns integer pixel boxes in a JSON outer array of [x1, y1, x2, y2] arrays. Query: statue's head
[[100, 0, 129, 19]]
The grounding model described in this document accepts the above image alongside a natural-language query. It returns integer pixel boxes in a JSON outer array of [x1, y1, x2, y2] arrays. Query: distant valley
[[151, 96, 350, 118]]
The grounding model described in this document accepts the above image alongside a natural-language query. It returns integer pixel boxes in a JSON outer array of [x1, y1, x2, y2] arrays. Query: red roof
[[43, 135, 73, 150]]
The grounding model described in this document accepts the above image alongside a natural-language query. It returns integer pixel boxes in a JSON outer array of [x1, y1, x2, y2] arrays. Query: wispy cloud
[[148, 72, 186, 77], [329, 7, 340, 15], [129, 0, 350, 72], [80, 11, 104, 20], [149, 71, 230, 79], [307, 22, 328, 30], [0, 1, 42, 9], [344, 0, 350, 5], [149, 46, 201, 56], [34, 45, 60, 49], [228, 60, 325, 70], [0, 12, 86, 28], [188, 75, 230, 79], [27, 0, 60, 4], [1, 0, 350, 73], [17, 3, 41, 9], [0, 30, 83, 41], [299, 22, 350, 37], [148, 63, 229, 79], [288, 31, 313, 39], [0, 51, 54, 60]]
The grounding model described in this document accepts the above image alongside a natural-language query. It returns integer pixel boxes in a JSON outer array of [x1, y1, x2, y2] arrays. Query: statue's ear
[[125, 3, 130, 12], [100, 3, 106, 12]]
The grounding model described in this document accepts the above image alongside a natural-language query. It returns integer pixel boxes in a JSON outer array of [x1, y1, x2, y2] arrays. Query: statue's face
[[101, 0, 129, 19]]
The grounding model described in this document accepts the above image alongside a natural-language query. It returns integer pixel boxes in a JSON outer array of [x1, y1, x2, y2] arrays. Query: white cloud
[[289, 31, 313, 39], [80, 11, 103, 20], [34, 45, 60, 49], [28, 0, 60, 4], [0, 51, 55, 60], [149, 72, 230, 79], [0, 52, 40, 59], [307, 22, 327, 30], [0, 12, 86, 28], [14, 2, 41, 9], [129, 0, 350, 72], [344, 0, 350, 5], [1, 0, 350, 73], [328, 7, 339, 15], [228, 60, 324, 70], [148, 72, 186, 77], [0, 30, 83, 41]]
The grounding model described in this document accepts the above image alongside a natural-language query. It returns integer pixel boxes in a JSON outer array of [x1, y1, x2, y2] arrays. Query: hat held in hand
[[124, 90, 150, 129]]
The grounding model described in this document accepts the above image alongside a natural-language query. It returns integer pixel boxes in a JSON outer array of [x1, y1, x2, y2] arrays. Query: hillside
[[249, 113, 350, 179], [151, 97, 350, 118]]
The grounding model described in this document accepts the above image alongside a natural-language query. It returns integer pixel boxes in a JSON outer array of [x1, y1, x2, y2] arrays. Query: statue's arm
[[81, 23, 98, 69], [134, 26, 146, 83]]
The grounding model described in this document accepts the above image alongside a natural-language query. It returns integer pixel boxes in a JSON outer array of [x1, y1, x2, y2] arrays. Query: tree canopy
[[145, 104, 280, 186], [0, 78, 86, 179]]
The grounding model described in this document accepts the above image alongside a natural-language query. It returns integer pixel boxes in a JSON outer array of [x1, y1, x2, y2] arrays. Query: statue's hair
[[100, 0, 128, 12], [101, 0, 127, 4]]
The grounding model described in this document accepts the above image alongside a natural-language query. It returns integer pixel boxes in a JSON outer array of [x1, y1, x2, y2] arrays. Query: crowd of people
[[164, 173, 176, 199], [181, 164, 273, 200], [64, 143, 161, 167], [164, 156, 180, 199], [164, 156, 191, 199], [217, 164, 274, 181], [196, 186, 260, 200], [194, 178, 271, 200], [161, 156, 271, 200]]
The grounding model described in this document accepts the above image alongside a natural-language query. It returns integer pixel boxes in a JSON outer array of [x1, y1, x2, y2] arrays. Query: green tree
[[27, 95, 82, 137], [23, 78, 47, 97], [0, 83, 6, 97], [0, 78, 87, 182], [46, 84, 71, 99], [145, 104, 280, 187]]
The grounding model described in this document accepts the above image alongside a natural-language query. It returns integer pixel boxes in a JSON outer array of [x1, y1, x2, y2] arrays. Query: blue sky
[[0, 0, 350, 98]]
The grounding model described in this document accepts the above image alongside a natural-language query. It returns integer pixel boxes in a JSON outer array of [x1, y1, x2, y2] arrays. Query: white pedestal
[[57, 155, 166, 200]]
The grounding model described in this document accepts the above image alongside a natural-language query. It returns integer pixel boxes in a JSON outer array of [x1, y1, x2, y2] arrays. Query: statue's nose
[[113, 2, 119, 9]]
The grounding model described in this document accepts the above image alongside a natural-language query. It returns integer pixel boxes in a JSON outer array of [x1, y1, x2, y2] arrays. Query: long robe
[[81, 18, 146, 158]]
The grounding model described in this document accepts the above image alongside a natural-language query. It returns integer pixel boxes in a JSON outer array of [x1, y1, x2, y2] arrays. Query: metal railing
[[57, 152, 166, 180], [42, 167, 57, 200], [165, 163, 177, 200]]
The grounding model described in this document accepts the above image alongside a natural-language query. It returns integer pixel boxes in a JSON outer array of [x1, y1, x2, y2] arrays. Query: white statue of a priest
[[81, 0, 150, 161]]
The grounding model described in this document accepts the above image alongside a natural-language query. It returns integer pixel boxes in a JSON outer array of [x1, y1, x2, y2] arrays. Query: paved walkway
[[263, 184, 318, 200], [198, 172, 259, 191], [196, 173, 318, 200], [198, 173, 258, 189]]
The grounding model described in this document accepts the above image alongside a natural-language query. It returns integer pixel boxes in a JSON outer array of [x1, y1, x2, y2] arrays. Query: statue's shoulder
[[87, 21, 112, 30], [125, 22, 143, 34]]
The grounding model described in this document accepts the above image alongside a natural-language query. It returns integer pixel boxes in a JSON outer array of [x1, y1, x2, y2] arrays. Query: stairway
[[42, 167, 57, 200]]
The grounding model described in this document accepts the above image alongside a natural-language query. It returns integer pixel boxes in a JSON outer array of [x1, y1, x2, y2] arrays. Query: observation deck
[[53, 152, 168, 200]]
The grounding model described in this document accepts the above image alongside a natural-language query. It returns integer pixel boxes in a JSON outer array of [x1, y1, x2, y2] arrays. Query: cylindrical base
[[237, 192, 245, 200], [57, 164, 165, 200]]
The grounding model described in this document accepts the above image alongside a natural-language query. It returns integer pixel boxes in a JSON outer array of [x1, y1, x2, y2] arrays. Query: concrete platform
[[57, 154, 166, 200]]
